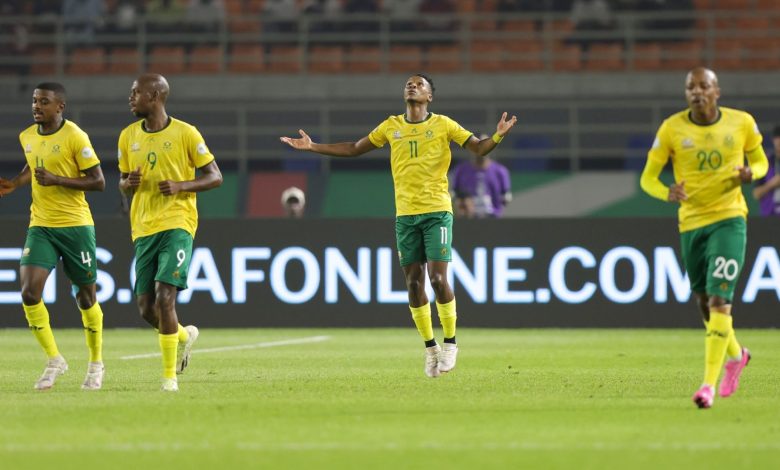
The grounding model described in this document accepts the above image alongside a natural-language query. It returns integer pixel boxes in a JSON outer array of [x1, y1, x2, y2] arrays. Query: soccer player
[[640, 67, 768, 409], [118, 73, 222, 392], [281, 74, 517, 377], [0, 82, 106, 391]]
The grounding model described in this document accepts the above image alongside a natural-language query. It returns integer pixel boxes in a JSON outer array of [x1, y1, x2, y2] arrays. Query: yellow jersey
[[19, 119, 99, 227], [368, 113, 473, 216], [118, 117, 215, 240], [648, 107, 763, 232]]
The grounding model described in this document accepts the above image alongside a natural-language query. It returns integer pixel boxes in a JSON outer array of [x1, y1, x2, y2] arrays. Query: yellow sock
[[436, 298, 457, 340], [409, 304, 434, 342], [704, 312, 732, 386], [159, 333, 178, 379], [80, 302, 104, 362], [703, 318, 741, 359], [177, 323, 189, 343], [23, 301, 60, 358]]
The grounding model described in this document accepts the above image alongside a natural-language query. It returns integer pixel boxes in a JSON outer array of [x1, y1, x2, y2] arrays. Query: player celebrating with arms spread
[[118, 73, 222, 392], [281, 74, 517, 377], [0, 82, 106, 391], [640, 67, 768, 408]]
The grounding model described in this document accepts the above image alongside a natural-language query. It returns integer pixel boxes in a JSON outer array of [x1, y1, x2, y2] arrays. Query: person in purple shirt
[[450, 133, 512, 218], [752, 125, 780, 216]]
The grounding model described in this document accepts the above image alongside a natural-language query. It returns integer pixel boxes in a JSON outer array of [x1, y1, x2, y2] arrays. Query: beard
[[132, 109, 147, 118]]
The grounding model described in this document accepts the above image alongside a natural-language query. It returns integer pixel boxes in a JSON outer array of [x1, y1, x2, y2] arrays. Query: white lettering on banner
[[178, 248, 228, 304], [742, 247, 780, 302], [493, 247, 534, 303], [270, 247, 319, 304], [1, 244, 779, 306], [653, 247, 690, 302], [549, 247, 597, 303], [325, 247, 371, 303], [599, 246, 649, 304], [450, 248, 488, 303], [232, 247, 271, 302]]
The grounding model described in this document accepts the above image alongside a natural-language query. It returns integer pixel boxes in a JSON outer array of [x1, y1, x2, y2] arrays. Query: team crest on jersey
[[131, 142, 140, 152], [425, 130, 434, 139], [22, 247, 30, 256], [52, 144, 60, 153], [441, 248, 448, 256], [681, 138, 694, 149], [724, 135, 735, 149], [163, 141, 172, 150], [393, 131, 402, 139], [411, 128, 418, 135]]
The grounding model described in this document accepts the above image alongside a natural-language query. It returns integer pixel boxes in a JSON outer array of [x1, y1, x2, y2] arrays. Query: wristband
[[492, 133, 504, 144]]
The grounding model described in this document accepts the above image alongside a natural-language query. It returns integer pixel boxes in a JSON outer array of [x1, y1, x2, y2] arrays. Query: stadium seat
[[189, 45, 224, 73], [346, 45, 382, 73], [712, 40, 742, 70], [713, 0, 750, 9], [631, 42, 662, 70], [551, 44, 581, 71], [741, 39, 780, 70], [29, 47, 57, 76], [470, 41, 503, 72], [267, 45, 302, 73], [67, 47, 106, 75], [107, 47, 141, 75], [661, 41, 702, 69], [389, 45, 424, 73], [504, 41, 544, 71], [308, 46, 345, 74], [148, 46, 186, 74], [584, 43, 624, 71], [499, 19, 536, 33], [228, 44, 265, 73], [426, 44, 462, 73]]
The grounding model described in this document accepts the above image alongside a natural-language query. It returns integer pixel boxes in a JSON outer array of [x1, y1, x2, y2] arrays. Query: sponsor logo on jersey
[[197, 143, 208, 155], [681, 138, 694, 149], [81, 147, 94, 159]]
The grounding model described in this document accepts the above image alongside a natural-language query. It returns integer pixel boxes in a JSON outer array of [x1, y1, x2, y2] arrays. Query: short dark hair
[[773, 124, 780, 138], [416, 73, 435, 96], [35, 82, 66, 101]]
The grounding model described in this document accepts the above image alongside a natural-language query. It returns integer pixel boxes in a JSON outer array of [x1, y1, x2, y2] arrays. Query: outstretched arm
[[0, 165, 32, 198], [464, 112, 518, 157], [34, 164, 105, 191], [159, 160, 223, 196], [280, 129, 377, 157]]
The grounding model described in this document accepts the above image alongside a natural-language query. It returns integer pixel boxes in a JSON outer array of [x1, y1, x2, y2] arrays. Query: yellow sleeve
[[446, 116, 473, 147], [746, 146, 769, 181], [640, 121, 672, 201], [186, 125, 215, 168], [744, 113, 763, 153], [118, 129, 130, 173], [71, 129, 100, 171], [368, 119, 389, 148]]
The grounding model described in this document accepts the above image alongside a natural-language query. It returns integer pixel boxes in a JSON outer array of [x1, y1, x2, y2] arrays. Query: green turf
[[1, 328, 779, 469]]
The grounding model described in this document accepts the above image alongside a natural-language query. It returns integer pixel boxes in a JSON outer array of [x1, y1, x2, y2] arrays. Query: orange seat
[[29, 47, 57, 76], [470, 41, 503, 72], [189, 45, 223, 73], [499, 19, 536, 33], [67, 47, 106, 75], [585, 43, 623, 71], [631, 43, 662, 71], [228, 44, 265, 73], [346, 45, 381, 73], [741, 39, 780, 70], [229, 17, 262, 34], [308, 46, 345, 73], [661, 41, 703, 69], [504, 41, 544, 71], [426, 44, 462, 73], [148, 46, 186, 74], [713, 0, 749, 9], [107, 47, 141, 75], [389, 45, 424, 73], [712, 40, 742, 70], [267, 45, 302, 73], [552, 43, 581, 71]]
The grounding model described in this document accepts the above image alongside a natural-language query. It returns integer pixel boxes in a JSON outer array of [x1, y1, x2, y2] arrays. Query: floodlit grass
[[1, 328, 779, 470]]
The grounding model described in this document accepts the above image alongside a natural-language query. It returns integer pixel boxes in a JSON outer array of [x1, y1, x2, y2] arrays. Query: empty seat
[[107, 47, 141, 75], [552, 43, 581, 71], [346, 45, 382, 73], [631, 42, 662, 71], [661, 41, 703, 69], [470, 41, 503, 72], [29, 47, 57, 76], [504, 41, 544, 71], [148, 46, 186, 74], [228, 44, 265, 73], [426, 44, 462, 73], [389, 45, 424, 73], [67, 47, 106, 75], [189, 45, 224, 73], [712, 40, 742, 70], [308, 45, 345, 73], [267, 45, 302, 73], [585, 43, 624, 71]]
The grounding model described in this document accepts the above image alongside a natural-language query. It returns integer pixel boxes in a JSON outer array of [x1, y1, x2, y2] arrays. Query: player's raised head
[[404, 74, 434, 104]]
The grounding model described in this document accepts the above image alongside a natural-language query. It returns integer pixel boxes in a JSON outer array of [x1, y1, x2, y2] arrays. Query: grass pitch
[[1, 328, 779, 470]]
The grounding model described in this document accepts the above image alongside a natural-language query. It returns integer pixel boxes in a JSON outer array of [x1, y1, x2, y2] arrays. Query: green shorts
[[21, 225, 97, 286], [395, 211, 453, 266], [133, 229, 193, 295], [680, 217, 746, 302]]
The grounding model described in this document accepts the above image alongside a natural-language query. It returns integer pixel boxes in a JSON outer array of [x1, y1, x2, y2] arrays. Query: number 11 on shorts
[[440, 226, 448, 244]]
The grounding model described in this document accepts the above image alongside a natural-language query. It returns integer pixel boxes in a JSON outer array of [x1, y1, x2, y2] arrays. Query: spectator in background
[[567, 0, 617, 52], [146, 0, 186, 36], [450, 133, 512, 218], [186, 0, 225, 36], [419, 0, 456, 45], [281, 186, 306, 218], [62, 0, 106, 46], [383, 0, 422, 33], [752, 125, 780, 216], [0, 1, 31, 75], [263, 0, 298, 37], [636, 0, 694, 42], [344, 0, 379, 33], [303, 0, 344, 36]]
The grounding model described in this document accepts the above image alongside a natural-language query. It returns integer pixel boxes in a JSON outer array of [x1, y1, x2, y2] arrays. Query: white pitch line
[[119, 335, 331, 360]]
